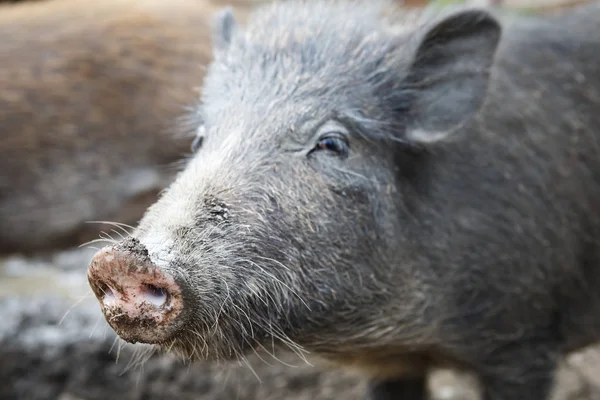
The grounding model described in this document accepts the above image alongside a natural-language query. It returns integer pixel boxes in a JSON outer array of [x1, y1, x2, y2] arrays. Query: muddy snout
[[87, 243, 184, 344]]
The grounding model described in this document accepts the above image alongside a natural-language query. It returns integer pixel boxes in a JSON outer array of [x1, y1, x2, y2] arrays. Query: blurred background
[[0, 0, 598, 399]]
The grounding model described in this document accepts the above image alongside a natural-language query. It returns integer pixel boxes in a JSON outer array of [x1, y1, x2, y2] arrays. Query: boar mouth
[[149, 284, 306, 362]]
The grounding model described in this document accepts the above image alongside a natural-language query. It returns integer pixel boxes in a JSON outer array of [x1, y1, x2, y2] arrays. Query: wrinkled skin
[[91, 1, 600, 399]]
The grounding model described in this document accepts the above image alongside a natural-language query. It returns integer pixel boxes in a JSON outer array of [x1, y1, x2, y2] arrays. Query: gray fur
[[90, 1, 600, 399]]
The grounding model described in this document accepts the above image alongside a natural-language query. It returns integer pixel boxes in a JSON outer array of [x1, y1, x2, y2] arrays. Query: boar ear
[[403, 9, 501, 144], [212, 8, 237, 55]]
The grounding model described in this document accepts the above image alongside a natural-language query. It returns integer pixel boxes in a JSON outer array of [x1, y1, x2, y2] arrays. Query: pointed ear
[[211, 8, 237, 56], [403, 9, 501, 144]]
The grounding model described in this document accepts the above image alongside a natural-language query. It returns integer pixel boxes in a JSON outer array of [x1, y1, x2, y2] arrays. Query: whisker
[[90, 314, 105, 339], [110, 228, 125, 241], [241, 355, 262, 383], [85, 220, 135, 234], [78, 238, 115, 248], [245, 259, 311, 311], [99, 230, 117, 243], [58, 293, 90, 326]]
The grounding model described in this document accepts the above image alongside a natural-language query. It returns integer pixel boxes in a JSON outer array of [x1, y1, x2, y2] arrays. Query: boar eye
[[311, 134, 349, 158], [191, 126, 205, 153]]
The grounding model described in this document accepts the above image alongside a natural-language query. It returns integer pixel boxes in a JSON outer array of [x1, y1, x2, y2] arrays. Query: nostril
[[96, 281, 117, 306], [142, 284, 169, 307]]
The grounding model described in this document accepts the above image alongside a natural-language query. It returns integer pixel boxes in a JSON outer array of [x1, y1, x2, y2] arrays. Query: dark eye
[[191, 124, 206, 153], [312, 134, 349, 158], [191, 135, 204, 153]]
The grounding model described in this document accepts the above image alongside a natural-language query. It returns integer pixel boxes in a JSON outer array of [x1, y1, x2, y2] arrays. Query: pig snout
[[87, 244, 184, 345]]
